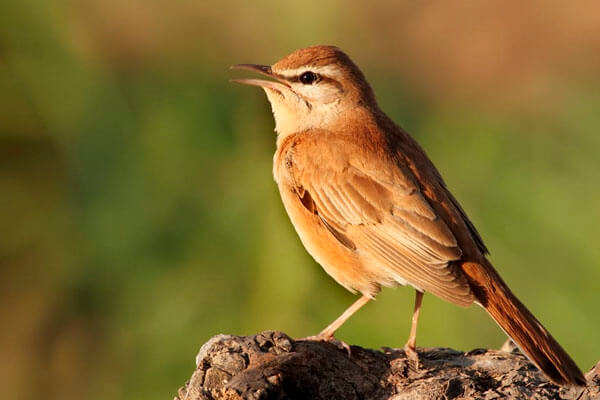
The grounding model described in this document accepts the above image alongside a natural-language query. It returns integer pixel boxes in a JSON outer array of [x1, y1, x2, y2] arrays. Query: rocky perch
[[175, 331, 598, 400]]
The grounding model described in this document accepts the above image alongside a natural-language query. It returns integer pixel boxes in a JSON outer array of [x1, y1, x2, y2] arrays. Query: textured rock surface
[[175, 331, 598, 400]]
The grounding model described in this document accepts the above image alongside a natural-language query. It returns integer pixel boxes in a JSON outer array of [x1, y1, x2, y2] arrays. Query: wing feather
[[294, 161, 473, 306]]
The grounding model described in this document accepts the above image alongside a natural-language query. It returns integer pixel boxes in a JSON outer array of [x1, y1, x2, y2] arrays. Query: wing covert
[[290, 152, 473, 306]]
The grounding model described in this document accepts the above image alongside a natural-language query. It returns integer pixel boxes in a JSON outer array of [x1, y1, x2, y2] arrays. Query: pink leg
[[404, 290, 424, 367], [317, 295, 372, 339]]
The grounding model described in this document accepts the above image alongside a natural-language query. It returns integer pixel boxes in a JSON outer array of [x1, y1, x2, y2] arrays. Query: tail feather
[[461, 261, 586, 387]]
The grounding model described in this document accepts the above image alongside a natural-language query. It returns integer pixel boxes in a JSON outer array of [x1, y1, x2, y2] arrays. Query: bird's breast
[[275, 178, 381, 296], [272, 134, 382, 296]]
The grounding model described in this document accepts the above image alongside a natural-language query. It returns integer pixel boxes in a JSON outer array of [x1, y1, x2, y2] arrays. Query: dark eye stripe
[[318, 75, 344, 92], [280, 73, 344, 92], [286, 74, 319, 84]]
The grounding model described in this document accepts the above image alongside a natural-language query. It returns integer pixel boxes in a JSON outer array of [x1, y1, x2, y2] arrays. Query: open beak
[[230, 64, 290, 93]]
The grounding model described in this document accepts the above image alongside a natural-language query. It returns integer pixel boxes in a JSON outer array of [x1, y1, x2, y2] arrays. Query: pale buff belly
[[277, 182, 385, 297]]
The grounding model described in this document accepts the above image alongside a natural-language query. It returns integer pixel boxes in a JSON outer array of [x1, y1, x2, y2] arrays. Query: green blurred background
[[2, 1, 599, 399]]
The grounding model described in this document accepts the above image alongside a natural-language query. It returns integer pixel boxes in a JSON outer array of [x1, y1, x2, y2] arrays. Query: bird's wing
[[289, 136, 473, 306]]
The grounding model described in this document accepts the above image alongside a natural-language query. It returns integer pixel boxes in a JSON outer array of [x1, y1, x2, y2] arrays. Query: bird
[[230, 45, 586, 386]]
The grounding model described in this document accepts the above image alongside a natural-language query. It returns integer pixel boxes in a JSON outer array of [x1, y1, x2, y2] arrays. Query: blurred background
[[2, 1, 600, 399]]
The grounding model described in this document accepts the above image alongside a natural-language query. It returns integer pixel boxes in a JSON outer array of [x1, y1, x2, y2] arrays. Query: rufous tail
[[461, 261, 586, 387]]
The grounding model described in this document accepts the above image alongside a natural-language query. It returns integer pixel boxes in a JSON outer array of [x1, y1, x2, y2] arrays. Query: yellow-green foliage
[[1, 1, 599, 399]]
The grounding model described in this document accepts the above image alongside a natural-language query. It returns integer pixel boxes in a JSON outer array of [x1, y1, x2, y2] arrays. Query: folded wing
[[291, 148, 473, 306]]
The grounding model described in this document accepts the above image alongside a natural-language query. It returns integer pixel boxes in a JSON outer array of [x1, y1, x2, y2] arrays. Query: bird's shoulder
[[274, 113, 488, 258], [274, 123, 412, 189]]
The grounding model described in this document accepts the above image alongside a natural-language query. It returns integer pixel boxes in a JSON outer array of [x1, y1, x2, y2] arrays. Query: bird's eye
[[299, 71, 318, 85]]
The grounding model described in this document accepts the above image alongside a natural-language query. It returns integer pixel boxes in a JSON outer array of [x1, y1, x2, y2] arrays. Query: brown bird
[[230, 45, 586, 386]]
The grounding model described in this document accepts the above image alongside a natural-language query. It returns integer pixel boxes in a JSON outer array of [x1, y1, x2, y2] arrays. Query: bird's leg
[[301, 294, 371, 354], [317, 294, 371, 338], [404, 290, 424, 368]]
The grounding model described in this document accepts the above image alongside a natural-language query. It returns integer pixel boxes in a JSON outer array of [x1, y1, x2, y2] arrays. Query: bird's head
[[231, 45, 377, 139]]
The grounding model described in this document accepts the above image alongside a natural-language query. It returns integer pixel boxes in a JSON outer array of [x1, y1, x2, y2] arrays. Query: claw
[[404, 344, 420, 370], [300, 334, 352, 356]]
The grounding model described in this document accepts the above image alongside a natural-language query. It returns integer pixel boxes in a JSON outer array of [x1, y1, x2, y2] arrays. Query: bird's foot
[[404, 343, 420, 370], [300, 334, 352, 356]]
